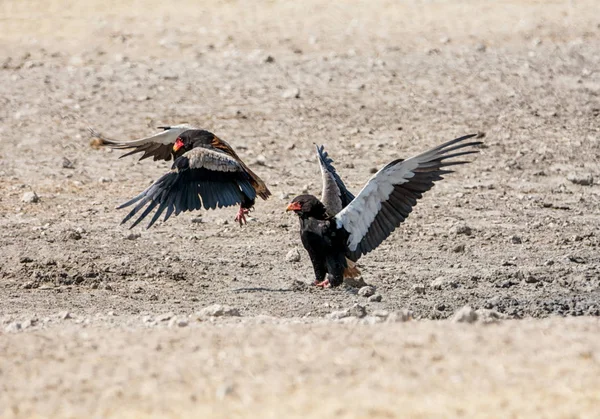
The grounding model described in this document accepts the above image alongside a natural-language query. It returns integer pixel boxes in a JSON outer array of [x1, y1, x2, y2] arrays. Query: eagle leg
[[234, 206, 249, 226]]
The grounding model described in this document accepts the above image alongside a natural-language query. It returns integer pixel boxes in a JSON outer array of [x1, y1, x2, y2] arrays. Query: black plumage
[[287, 134, 482, 287], [94, 125, 271, 227]]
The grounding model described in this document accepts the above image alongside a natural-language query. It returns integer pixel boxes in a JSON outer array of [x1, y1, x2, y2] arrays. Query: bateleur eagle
[[287, 134, 482, 287], [93, 125, 271, 228]]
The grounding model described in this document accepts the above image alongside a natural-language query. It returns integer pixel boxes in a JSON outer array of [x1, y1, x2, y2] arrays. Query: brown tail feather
[[343, 258, 361, 278]]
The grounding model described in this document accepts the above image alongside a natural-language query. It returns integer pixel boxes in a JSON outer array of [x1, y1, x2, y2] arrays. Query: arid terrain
[[1, 0, 599, 417]]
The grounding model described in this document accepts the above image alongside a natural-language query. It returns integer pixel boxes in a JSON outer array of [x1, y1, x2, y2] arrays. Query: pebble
[[168, 317, 189, 328], [452, 243, 465, 253], [5, 322, 22, 332], [510, 235, 522, 244], [64, 230, 82, 241], [412, 283, 426, 295], [450, 224, 472, 236], [567, 173, 593, 186], [59, 311, 72, 320], [327, 303, 366, 319], [62, 157, 75, 169], [282, 87, 300, 99], [430, 277, 447, 290], [368, 294, 382, 302], [451, 305, 478, 323], [22, 191, 39, 203], [255, 154, 267, 166], [19, 256, 33, 263], [285, 248, 301, 263], [387, 309, 413, 322], [156, 312, 174, 322], [358, 285, 375, 298], [125, 232, 141, 240], [475, 309, 507, 324], [196, 304, 240, 318]]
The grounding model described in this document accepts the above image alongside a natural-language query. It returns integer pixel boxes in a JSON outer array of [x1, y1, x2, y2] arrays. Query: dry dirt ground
[[1, 0, 600, 417]]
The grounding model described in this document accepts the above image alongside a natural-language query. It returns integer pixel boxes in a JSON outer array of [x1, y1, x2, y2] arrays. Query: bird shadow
[[232, 287, 295, 293]]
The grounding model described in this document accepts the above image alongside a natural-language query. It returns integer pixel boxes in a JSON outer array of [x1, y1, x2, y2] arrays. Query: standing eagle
[[93, 124, 271, 228], [286, 134, 482, 287]]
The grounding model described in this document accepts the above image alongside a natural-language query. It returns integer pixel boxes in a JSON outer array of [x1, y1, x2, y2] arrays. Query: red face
[[173, 138, 185, 152], [286, 201, 302, 212]]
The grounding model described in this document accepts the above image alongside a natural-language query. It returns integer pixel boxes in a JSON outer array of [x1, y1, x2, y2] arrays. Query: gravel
[[21, 191, 39, 203]]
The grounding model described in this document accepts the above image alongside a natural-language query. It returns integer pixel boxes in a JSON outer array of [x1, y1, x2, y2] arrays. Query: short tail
[[343, 258, 361, 278]]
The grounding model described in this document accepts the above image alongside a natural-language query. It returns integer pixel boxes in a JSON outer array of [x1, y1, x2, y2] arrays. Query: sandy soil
[[1, 0, 599, 417]]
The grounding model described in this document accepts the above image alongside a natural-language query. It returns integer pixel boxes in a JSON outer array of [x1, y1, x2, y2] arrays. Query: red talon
[[235, 207, 249, 226], [313, 279, 330, 288]]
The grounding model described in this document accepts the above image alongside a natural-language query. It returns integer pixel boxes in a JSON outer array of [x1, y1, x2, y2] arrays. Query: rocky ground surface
[[1, 0, 599, 417]]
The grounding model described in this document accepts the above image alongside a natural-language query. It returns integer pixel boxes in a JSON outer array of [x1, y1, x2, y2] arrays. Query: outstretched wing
[[118, 147, 257, 229], [335, 134, 482, 261], [316, 145, 355, 216], [90, 124, 197, 161]]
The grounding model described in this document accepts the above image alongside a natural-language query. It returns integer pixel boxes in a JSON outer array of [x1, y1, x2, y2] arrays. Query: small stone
[[255, 154, 267, 166], [125, 232, 141, 240], [61, 157, 75, 169], [19, 256, 34, 263], [22, 318, 38, 329], [475, 43, 487, 52], [510, 235, 522, 244], [484, 296, 501, 309], [372, 310, 390, 319], [104, 284, 113, 291], [387, 309, 413, 322], [285, 248, 301, 263], [98, 177, 112, 183], [358, 286, 375, 298], [412, 283, 426, 295], [282, 87, 300, 99], [191, 217, 203, 224], [5, 322, 22, 332], [59, 311, 72, 320], [567, 173, 593, 186], [64, 230, 82, 241], [197, 304, 240, 318], [450, 224, 472, 236], [430, 277, 446, 290], [22, 191, 39, 203], [264, 55, 275, 63], [452, 243, 465, 253], [348, 304, 367, 318], [368, 294, 382, 302], [475, 309, 507, 323], [451, 305, 478, 323], [156, 312, 174, 322], [327, 303, 366, 319]]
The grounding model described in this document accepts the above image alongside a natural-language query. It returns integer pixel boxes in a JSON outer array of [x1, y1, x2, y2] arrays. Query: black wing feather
[[343, 134, 482, 261]]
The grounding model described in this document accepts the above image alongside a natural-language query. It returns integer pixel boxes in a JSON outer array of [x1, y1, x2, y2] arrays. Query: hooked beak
[[286, 202, 302, 212], [173, 138, 184, 152]]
